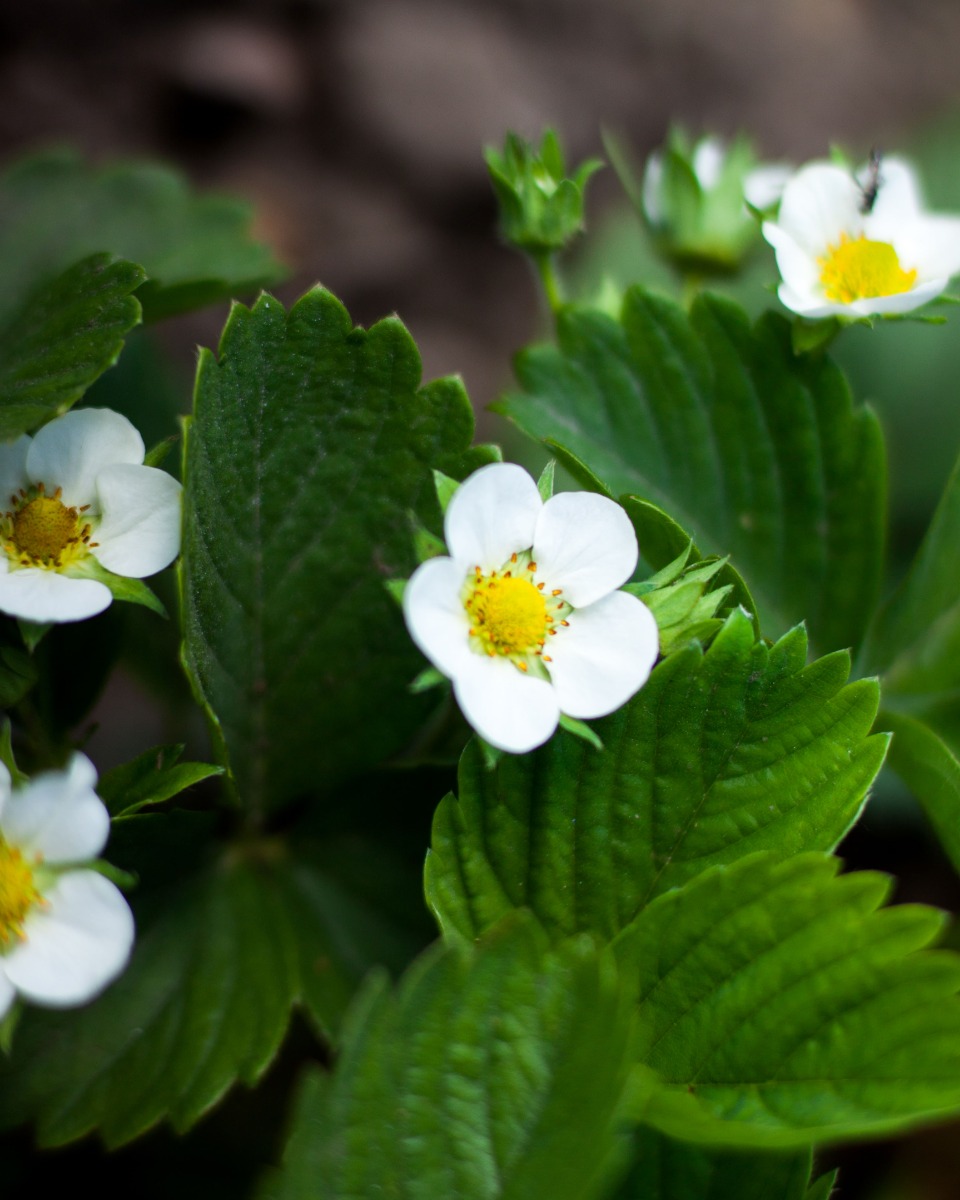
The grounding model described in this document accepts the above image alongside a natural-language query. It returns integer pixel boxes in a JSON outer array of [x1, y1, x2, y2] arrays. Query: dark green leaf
[[883, 711, 960, 874], [0, 151, 283, 323], [620, 853, 960, 1146], [262, 916, 634, 1200], [0, 253, 143, 440], [98, 744, 223, 817], [611, 1126, 812, 1200], [427, 611, 887, 944], [499, 288, 885, 653], [181, 287, 490, 814], [0, 645, 37, 708], [0, 820, 429, 1147]]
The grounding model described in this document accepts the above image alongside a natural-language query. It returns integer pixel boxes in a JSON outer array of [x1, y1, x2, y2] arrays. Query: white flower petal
[[547, 591, 659, 719], [844, 279, 948, 317], [403, 555, 475, 678], [27, 409, 145, 508], [92, 464, 182, 578], [642, 151, 664, 225], [0, 562, 111, 622], [453, 655, 560, 753], [744, 163, 793, 211], [693, 137, 725, 191], [0, 435, 31, 502], [774, 162, 863, 256], [1, 753, 107, 864], [533, 491, 638, 608], [775, 284, 849, 320], [444, 463, 542, 570], [0, 761, 11, 812], [5, 870, 134, 1008], [863, 156, 924, 227], [0, 970, 15, 1021], [891, 216, 960, 281], [762, 223, 821, 297]]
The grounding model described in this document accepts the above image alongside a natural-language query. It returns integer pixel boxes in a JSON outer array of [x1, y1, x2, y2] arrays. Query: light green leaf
[[262, 916, 634, 1200], [0, 815, 430, 1148], [498, 288, 885, 653], [426, 611, 887, 944], [610, 1126, 812, 1200], [0, 253, 143, 440], [180, 287, 491, 815], [620, 853, 960, 1146], [0, 151, 283, 323], [882, 711, 960, 874], [97, 744, 223, 817]]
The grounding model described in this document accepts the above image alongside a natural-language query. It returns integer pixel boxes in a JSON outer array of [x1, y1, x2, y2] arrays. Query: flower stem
[[532, 251, 564, 311]]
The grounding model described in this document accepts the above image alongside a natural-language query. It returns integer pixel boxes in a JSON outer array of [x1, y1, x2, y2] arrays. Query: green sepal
[[537, 458, 556, 501], [0, 720, 27, 786], [0, 1003, 23, 1056], [432, 468, 460, 514], [17, 620, 51, 653], [409, 667, 448, 695], [384, 578, 406, 607], [791, 316, 843, 355], [66, 557, 167, 617], [88, 860, 138, 890], [409, 511, 447, 563], [143, 435, 178, 469], [97, 743, 223, 817], [558, 713, 603, 750]]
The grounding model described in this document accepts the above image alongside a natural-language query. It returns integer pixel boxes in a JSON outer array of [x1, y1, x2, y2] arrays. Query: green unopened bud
[[612, 127, 789, 276], [485, 129, 603, 255]]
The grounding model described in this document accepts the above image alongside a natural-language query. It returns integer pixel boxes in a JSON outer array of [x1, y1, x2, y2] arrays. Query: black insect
[[858, 147, 883, 215]]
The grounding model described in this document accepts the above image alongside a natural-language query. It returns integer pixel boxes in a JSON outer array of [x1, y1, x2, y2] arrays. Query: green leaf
[[0, 150, 284, 324], [0, 253, 143, 440], [0, 644, 37, 708], [97, 744, 223, 817], [882, 711, 960, 874], [499, 288, 885, 653], [426, 611, 887, 944], [0, 818, 431, 1148], [611, 1126, 812, 1200], [180, 287, 486, 814], [620, 853, 960, 1146], [262, 916, 634, 1200]]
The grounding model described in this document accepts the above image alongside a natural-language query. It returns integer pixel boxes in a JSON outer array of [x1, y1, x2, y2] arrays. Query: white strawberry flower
[[0, 753, 134, 1020], [0, 407, 182, 623], [762, 155, 960, 318], [403, 463, 660, 753]]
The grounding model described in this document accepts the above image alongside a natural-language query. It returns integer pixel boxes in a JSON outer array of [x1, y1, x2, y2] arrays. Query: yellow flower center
[[0, 838, 42, 946], [2, 486, 95, 569], [463, 555, 570, 670], [818, 233, 917, 303]]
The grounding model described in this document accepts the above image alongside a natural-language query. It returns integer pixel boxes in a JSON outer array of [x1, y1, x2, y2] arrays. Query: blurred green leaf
[[0, 818, 430, 1148], [882, 711, 960, 874], [610, 1126, 812, 1200], [621, 853, 960, 1147], [427, 611, 887, 944], [0, 151, 283, 323], [262, 916, 634, 1200], [181, 287, 494, 816], [0, 253, 143, 440], [499, 288, 885, 654]]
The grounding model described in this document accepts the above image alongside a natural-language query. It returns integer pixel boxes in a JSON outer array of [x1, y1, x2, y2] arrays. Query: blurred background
[[4, 0, 960, 1195]]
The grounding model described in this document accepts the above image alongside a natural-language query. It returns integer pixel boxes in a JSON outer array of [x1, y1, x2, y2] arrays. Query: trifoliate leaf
[[0, 150, 283, 323], [0, 253, 143, 440], [180, 287, 493, 814], [620, 853, 960, 1146], [498, 288, 884, 654], [610, 1126, 813, 1200], [97, 744, 223, 817], [261, 916, 634, 1200], [0, 814, 431, 1148], [427, 610, 887, 944]]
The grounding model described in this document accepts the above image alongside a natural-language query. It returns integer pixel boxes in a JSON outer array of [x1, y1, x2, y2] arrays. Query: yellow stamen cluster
[[1, 484, 97, 570], [818, 232, 917, 303], [463, 553, 570, 671], [0, 838, 43, 946]]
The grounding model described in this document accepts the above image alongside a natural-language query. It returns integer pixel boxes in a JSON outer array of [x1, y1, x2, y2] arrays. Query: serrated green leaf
[[0, 253, 143, 440], [262, 916, 634, 1200], [0, 151, 283, 324], [620, 853, 960, 1146], [427, 610, 887, 944], [97, 743, 223, 817], [180, 287, 486, 814], [499, 288, 885, 653], [0, 818, 430, 1148], [611, 1126, 812, 1200]]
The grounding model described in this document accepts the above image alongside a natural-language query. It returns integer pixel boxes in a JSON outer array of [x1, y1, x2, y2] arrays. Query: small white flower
[[0, 753, 134, 1020], [403, 463, 660, 754], [762, 156, 960, 318], [0, 408, 182, 623]]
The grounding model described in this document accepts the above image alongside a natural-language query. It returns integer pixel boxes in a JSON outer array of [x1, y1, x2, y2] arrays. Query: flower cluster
[[0, 407, 182, 623], [403, 463, 659, 753], [763, 155, 960, 318], [0, 753, 134, 1021]]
